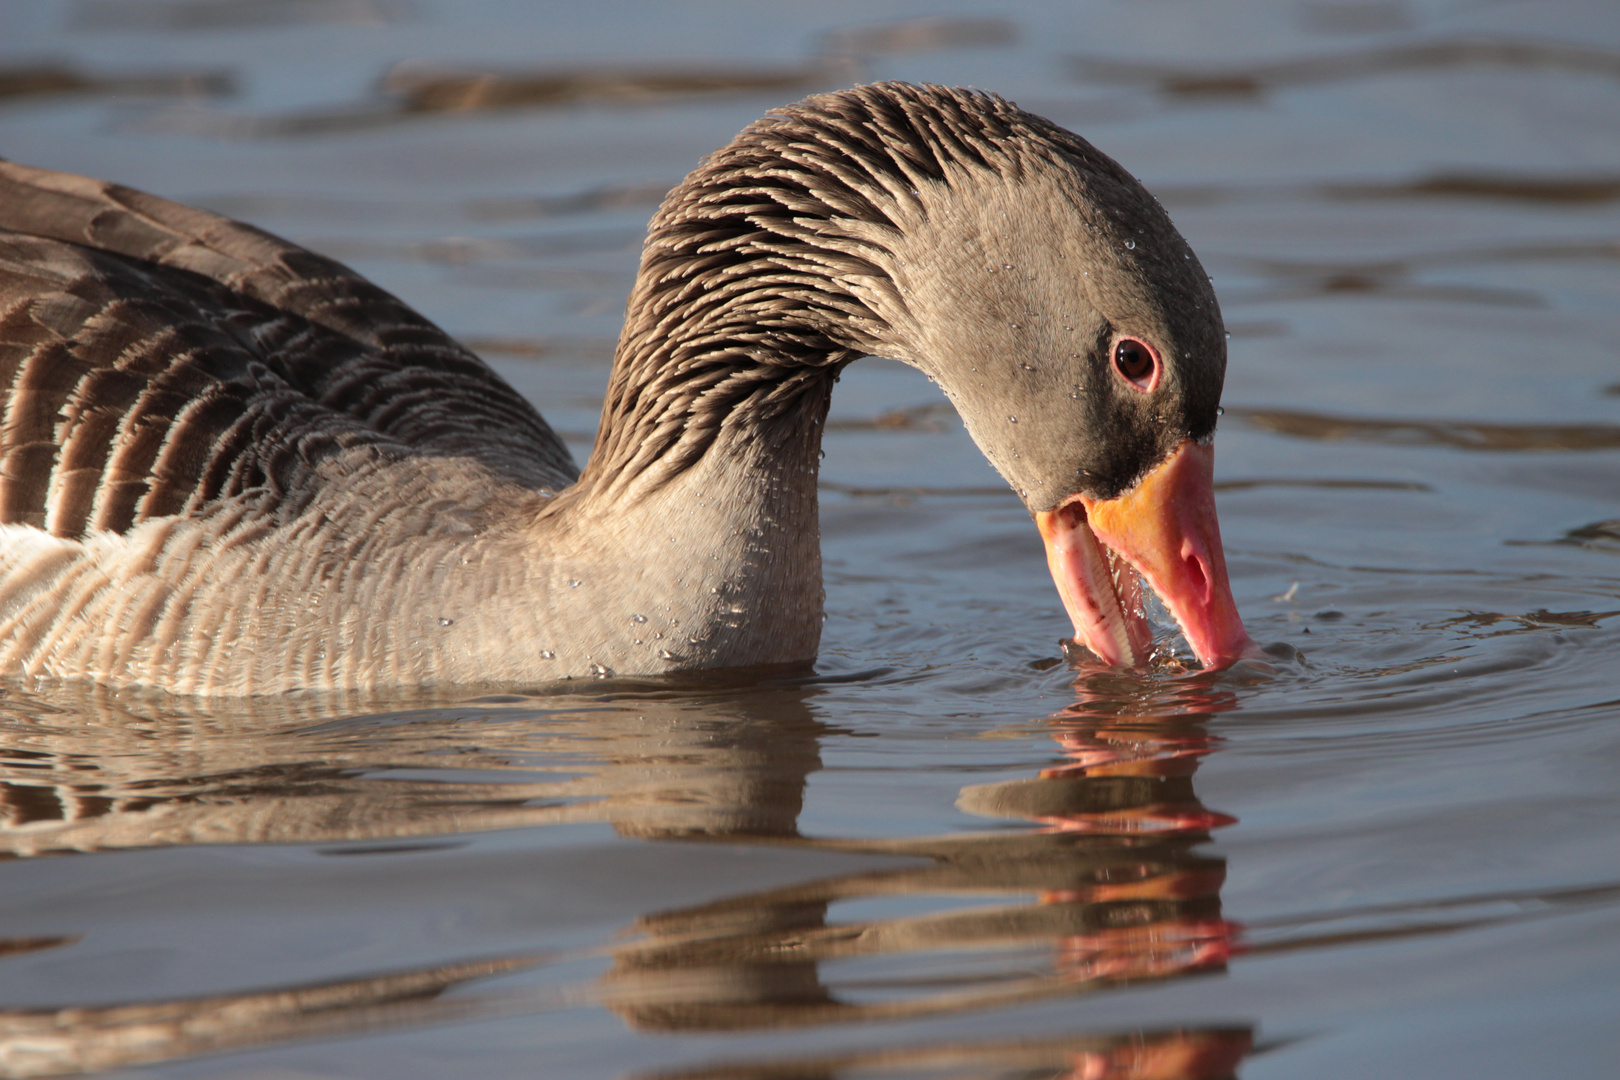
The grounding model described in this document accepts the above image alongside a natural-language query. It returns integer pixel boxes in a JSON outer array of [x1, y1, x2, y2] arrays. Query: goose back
[[0, 160, 576, 541]]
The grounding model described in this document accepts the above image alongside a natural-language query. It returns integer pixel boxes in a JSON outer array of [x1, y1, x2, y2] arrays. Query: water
[[1, 1, 1618, 1077]]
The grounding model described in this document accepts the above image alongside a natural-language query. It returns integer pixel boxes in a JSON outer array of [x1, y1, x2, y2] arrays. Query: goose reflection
[[0, 680, 827, 855], [0, 675, 1253, 1078], [602, 672, 1244, 1035]]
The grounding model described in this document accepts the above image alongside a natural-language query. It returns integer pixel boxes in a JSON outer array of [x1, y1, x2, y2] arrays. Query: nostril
[[1184, 551, 1210, 605]]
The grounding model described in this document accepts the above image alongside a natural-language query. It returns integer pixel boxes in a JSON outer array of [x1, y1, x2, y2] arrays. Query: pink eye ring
[[1112, 337, 1160, 391]]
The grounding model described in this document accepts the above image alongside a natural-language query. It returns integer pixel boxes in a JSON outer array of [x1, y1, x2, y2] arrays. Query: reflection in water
[[1231, 408, 1620, 452], [194, 183, 674, 230], [1214, 238, 1618, 308], [1071, 36, 1620, 99], [635, 1027, 1255, 1080], [72, 0, 407, 31], [1156, 173, 1620, 208], [1556, 519, 1620, 552], [464, 182, 677, 222], [598, 673, 1249, 1080], [380, 63, 841, 116], [0, 678, 1256, 1077], [821, 17, 1018, 58], [97, 12, 1025, 141], [1320, 173, 1620, 205], [131, 62, 854, 137], [1435, 606, 1620, 639], [0, 952, 540, 1079], [9, 673, 1606, 1075], [0, 64, 232, 103], [0, 682, 828, 855]]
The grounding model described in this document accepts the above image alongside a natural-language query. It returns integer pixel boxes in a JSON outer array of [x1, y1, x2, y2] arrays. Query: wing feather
[[0, 161, 580, 541]]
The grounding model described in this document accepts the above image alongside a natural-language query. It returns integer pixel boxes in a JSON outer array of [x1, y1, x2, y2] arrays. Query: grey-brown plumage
[[0, 82, 1227, 694]]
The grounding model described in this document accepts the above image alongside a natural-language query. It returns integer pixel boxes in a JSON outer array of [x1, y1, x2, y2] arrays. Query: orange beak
[[1035, 439, 1255, 669]]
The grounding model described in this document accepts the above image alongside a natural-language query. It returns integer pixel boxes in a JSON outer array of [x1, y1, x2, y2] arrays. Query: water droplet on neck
[[540, 649, 555, 659], [1007, 415, 1018, 423], [658, 648, 675, 660], [438, 618, 453, 627], [631, 614, 647, 623], [1125, 240, 1136, 250], [590, 662, 609, 678], [569, 579, 581, 588]]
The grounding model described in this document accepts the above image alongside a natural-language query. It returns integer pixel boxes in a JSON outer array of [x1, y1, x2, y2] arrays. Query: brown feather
[[0, 163, 577, 542]]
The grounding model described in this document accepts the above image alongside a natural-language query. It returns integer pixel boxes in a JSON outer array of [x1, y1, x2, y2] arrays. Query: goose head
[[600, 83, 1256, 670]]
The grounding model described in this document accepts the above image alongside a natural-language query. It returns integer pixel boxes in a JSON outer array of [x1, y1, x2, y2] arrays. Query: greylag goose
[[0, 82, 1254, 694]]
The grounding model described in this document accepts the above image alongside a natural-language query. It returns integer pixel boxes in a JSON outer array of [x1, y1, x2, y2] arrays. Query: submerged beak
[[1035, 439, 1255, 669]]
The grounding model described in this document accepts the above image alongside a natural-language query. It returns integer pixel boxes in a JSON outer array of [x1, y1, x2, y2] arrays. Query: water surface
[[0, 2, 1617, 1077]]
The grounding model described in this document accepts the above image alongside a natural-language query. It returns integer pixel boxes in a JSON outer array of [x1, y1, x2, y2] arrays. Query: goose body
[[0, 83, 1253, 694]]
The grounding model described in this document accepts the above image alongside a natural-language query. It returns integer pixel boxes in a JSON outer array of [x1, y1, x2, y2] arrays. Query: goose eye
[[1112, 338, 1159, 391]]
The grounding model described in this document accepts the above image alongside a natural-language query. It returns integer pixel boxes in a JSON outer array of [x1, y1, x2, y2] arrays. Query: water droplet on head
[[540, 649, 555, 659], [569, 579, 581, 588], [438, 618, 453, 627], [1003, 263, 1013, 270], [631, 614, 647, 623], [590, 662, 609, 678], [658, 648, 675, 660], [1125, 240, 1136, 250], [1007, 415, 1017, 423]]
